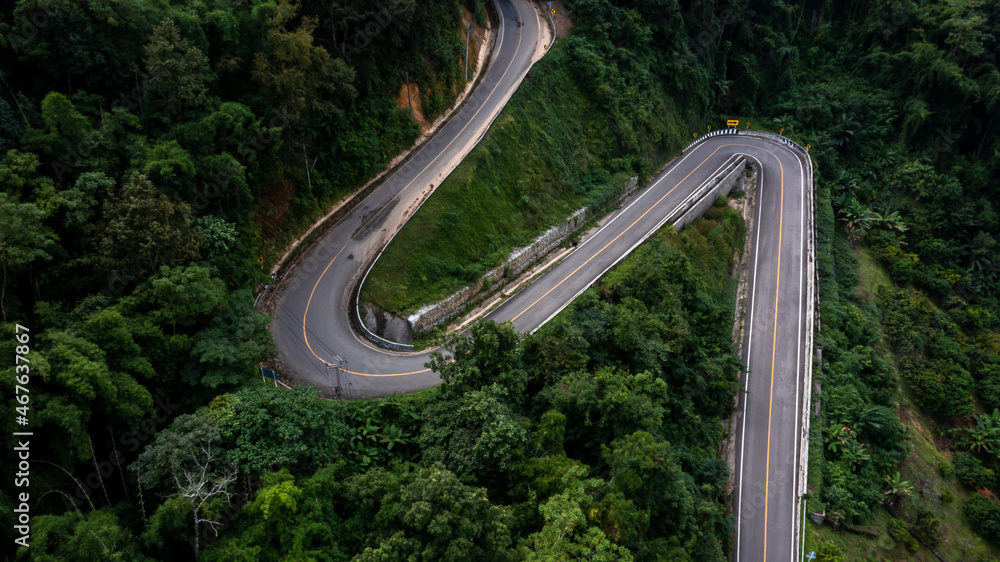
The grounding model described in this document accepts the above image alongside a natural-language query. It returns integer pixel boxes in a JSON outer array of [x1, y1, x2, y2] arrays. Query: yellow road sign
[[551, 8, 555, 13], [726, 119, 739, 127]]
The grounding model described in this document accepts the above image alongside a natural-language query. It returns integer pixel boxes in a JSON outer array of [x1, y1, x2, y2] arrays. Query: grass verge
[[361, 40, 689, 316]]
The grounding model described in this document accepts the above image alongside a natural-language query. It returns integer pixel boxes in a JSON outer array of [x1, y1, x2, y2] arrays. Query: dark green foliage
[[880, 286, 976, 419], [202, 466, 351, 561], [887, 514, 921, 553], [5, 0, 1000, 557], [812, 181, 910, 529], [135, 412, 223, 491], [208, 385, 350, 474], [342, 395, 423, 469], [25, 509, 152, 561], [341, 464, 514, 561], [912, 507, 942, 547], [191, 289, 274, 388], [964, 494, 1000, 543], [420, 383, 528, 483]]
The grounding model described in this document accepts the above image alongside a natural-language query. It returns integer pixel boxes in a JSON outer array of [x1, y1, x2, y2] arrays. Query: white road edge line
[[791, 145, 806, 562], [525, 152, 740, 333], [735, 152, 764, 562]]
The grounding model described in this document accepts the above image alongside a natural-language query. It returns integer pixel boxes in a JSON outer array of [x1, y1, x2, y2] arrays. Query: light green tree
[[0, 192, 57, 322], [144, 18, 214, 117]]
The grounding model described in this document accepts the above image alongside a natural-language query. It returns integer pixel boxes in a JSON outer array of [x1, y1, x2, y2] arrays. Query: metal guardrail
[[537, 0, 557, 42], [672, 153, 747, 227], [353, 0, 555, 352], [683, 127, 812, 160], [691, 128, 819, 560], [355, 253, 416, 352]]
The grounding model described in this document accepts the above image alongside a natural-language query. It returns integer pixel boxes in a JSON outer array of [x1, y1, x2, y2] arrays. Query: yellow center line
[[300, 3, 526, 373], [761, 149, 785, 562], [510, 145, 727, 323], [348, 142, 755, 376], [344, 367, 431, 377]]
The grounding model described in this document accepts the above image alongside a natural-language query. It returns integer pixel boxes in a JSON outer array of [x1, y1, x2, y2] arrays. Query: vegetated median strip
[[446, 194, 646, 335], [312, 0, 542, 360], [358, 28, 694, 328], [259, 7, 498, 307], [353, 140, 747, 366], [524, 151, 748, 334], [366, 136, 747, 351], [399, 173, 641, 336], [504, 133, 744, 337], [368, 149, 726, 349]]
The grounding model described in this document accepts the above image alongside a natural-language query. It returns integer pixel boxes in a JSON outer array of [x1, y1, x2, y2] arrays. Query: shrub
[[938, 459, 956, 479], [964, 494, 1000, 542], [816, 541, 844, 562], [887, 517, 908, 542], [872, 244, 918, 284], [913, 507, 941, 546], [940, 488, 953, 503], [954, 453, 996, 490]]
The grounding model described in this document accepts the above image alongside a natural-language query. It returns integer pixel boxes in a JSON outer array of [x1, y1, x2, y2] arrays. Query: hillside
[[1, 0, 1000, 560]]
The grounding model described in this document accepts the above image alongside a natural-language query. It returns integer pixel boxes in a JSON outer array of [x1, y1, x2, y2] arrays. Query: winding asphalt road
[[269, 2, 814, 561], [271, 0, 542, 394]]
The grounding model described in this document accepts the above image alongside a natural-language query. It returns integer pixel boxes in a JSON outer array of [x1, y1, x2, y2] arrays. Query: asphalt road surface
[[487, 134, 812, 562], [271, 0, 542, 395], [269, 2, 813, 560]]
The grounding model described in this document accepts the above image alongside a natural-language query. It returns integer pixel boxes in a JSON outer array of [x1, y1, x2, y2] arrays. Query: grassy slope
[[804, 233, 999, 559], [361, 41, 685, 315], [806, 390, 998, 561]]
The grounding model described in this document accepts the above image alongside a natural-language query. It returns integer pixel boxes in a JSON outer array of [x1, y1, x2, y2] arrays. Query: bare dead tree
[[172, 439, 237, 558]]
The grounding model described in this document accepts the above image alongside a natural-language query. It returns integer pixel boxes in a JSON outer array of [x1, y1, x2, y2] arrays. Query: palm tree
[[714, 79, 732, 97], [873, 210, 908, 234], [963, 409, 1000, 454], [773, 113, 794, 133], [883, 471, 914, 517], [838, 198, 877, 247]]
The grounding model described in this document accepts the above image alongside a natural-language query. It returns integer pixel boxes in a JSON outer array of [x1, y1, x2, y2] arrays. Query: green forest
[[2, 0, 1000, 560]]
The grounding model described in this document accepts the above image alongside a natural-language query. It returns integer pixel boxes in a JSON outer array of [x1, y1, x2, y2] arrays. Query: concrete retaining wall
[[674, 155, 748, 228], [405, 175, 641, 332], [408, 207, 588, 331]]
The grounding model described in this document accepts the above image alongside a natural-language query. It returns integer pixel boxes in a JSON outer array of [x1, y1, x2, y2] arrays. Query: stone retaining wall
[[674, 155, 748, 228], [407, 207, 587, 331], [404, 175, 640, 332]]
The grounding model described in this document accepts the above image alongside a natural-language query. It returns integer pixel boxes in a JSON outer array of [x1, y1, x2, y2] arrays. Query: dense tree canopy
[[3, 0, 1000, 559]]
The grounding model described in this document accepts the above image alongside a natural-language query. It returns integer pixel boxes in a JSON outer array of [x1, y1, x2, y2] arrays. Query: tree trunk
[[193, 510, 200, 558]]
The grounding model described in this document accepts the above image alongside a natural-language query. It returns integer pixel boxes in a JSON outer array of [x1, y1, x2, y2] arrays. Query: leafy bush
[[964, 495, 1000, 543], [954, 453, 997, 490]]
